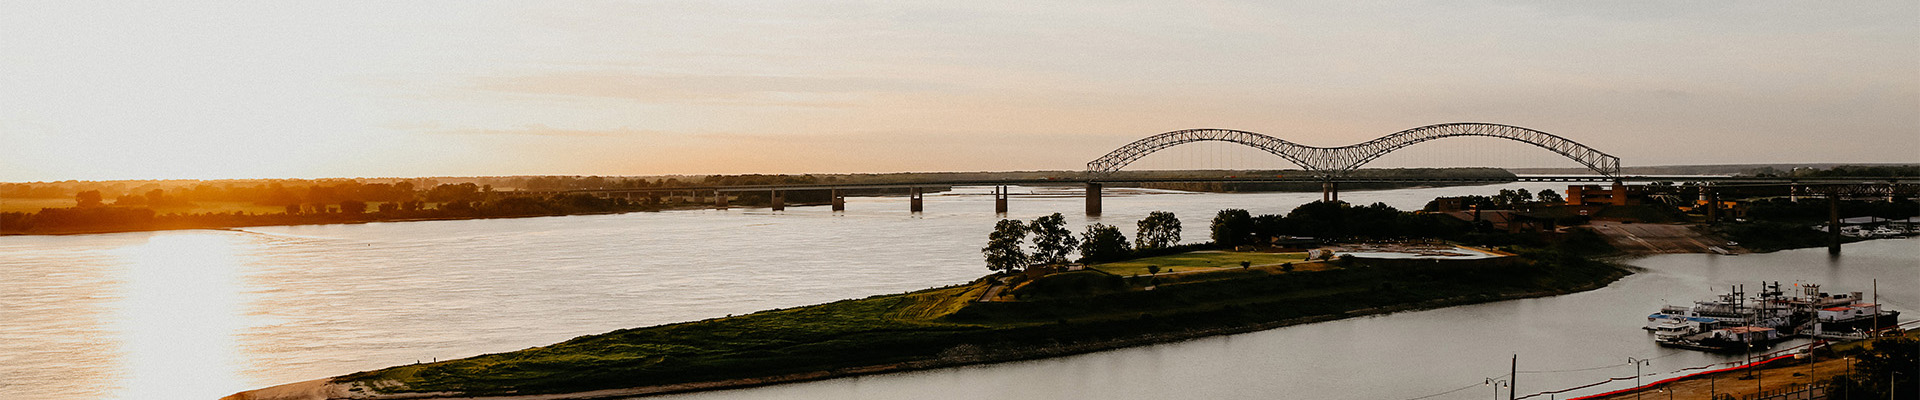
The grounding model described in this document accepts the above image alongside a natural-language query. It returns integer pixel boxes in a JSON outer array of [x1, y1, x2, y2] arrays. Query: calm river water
[[1, 184, 1913, 400]]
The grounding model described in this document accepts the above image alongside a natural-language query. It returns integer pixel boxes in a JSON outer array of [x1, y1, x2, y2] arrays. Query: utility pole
[[1510, 354, 1518, 400], [1809, 342, 1817, 393]]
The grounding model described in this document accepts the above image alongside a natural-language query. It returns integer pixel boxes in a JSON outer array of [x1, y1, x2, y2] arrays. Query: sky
[[2, 1, 1916, 182]]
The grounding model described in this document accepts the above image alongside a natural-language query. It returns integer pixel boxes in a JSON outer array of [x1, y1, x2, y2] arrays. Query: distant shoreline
[[0, 209, 664, 237], [1, 180, 1495, 237]]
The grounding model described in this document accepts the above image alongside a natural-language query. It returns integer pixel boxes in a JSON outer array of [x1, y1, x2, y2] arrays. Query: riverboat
[[1808, 302, 1901, 338], [1645, 282, 1899, 350]]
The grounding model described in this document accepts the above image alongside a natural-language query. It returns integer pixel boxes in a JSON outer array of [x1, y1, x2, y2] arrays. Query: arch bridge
[[1086, 123, 1622, 179]]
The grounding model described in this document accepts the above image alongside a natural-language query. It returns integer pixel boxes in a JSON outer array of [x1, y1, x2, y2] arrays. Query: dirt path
[[1584, 356, 1852, 400]]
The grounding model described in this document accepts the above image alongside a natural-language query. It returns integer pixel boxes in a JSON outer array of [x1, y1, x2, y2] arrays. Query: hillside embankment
[[1587, 221, 1741, 254]]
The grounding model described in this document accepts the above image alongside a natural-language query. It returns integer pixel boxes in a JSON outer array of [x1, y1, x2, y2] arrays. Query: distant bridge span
[[1086, 123, 1622, 178]]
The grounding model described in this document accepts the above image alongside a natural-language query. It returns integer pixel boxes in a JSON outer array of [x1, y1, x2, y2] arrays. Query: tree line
[[1, 188, 656, 234], [982, 200, 1534, 272], [982, 211, 1185, 272]]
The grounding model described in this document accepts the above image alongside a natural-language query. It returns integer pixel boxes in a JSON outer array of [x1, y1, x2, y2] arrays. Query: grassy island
[[231, 243, 1628, 400]]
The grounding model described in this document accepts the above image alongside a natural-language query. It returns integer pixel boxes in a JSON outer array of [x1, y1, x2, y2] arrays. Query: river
[[1, 184, 1912, 400]]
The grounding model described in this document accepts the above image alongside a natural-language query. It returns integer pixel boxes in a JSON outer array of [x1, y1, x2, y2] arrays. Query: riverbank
[[228, 248, 1629, 400], [1581, 329, 1919, 400]]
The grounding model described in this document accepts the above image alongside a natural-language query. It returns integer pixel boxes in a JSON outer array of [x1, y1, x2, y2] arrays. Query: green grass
[[1089, 251, 1307, 276], [343, 281, 1006, 393], [332, 249, 1627, 396]]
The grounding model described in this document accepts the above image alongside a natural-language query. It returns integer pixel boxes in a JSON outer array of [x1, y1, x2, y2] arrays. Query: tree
[[1210, 209, 1255, 247], [1493, 189, 1518, 208], [1514, 188, 1533, 204], [339, 200, 367, 214], [1831, 336, 1918, 399], [1251, 214, 1289, 241], [1136, 211, 1181, 250], [1537, 189, 1564, 204], [982, 219, 1030, 272], [1027, 213, 1079, 266], [1079, 223, 1132, 263], [1285, 201, 1347, 238], [75, 190, 103, 208]]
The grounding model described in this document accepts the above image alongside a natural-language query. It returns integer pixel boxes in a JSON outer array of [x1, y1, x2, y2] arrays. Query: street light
[[1485, 377, 1510, 400], [1845, 356, 1854, 399], [1628, 357, 1653, 400]]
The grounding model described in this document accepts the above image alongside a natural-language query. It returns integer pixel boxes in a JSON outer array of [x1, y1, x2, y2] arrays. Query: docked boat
[[1649, 316, 1722, 341], [1658, 326, 1784, 352], [1809, 302, 1902, 338], [1644, 285, 1792, 332], [1645, 282, 1899, 350]]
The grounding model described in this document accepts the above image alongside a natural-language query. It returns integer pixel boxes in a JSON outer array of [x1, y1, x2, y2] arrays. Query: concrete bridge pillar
[[715, 191, 728, 209], [771, 190, 785, 212], [994, 185, 1009, 214], [1085, 182, 1102, 216], [1321, 181, 1339, 203], [1828, 193, 1841, 255], [909, 187, 924, 213], [1704, 188, 1719, 224], [831, 189, 846, 212]]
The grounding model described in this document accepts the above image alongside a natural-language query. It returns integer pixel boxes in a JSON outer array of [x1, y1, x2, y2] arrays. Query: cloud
[[471, 72, 949, 106], [422, 124, 660, 138]]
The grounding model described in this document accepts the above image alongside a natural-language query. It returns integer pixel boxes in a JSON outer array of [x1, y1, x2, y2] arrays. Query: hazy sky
[[3, 1, 1915, 181]]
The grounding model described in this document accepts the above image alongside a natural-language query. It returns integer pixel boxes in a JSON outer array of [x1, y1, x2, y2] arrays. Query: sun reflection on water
[[107, 233, 255, 400]]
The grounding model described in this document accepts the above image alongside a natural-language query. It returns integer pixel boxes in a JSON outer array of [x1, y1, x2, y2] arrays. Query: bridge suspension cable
[[1085, 123, 1621, 178]]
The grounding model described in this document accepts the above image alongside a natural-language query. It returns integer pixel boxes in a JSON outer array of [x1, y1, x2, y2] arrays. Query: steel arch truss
[[1085, 123, 1621, 177]]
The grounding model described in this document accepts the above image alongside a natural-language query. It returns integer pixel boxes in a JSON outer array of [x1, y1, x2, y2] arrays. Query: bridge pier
[[994, 185, 1008, 214], [1085, 182, 1102, 216], [771, 190, 785, 212], [1712, 188, 1728, 225], [715, 191, 728, 209], [909, 187, 924, 213], [831, 189, 845, 212], [1321, 181, 1339, 203], [1828, 193, 1841, 255]]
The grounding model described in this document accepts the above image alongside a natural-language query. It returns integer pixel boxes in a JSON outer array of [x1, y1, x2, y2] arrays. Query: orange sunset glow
[[2, 3, 1916, 400], [4, 2, 1915, 182]]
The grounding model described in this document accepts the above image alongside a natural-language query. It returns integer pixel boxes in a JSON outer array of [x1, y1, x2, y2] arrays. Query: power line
[[1399, 376, 1506, 400], [1517, 351, 1684, 374]]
